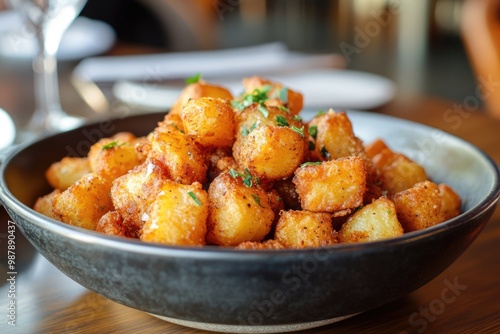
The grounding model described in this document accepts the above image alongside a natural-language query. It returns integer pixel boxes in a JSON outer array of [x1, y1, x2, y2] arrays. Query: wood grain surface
[[1, 95, 499, 334]]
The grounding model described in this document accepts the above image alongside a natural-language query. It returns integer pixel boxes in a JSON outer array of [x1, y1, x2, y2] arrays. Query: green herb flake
[[231, 100, 245, 111], [229, 169, 239, 178], [251, 194, 264, 208], [308, 125, 318, 139], [188, 191, 202, 206], [186, 73, 202, 84], [279, 106, 290, 113], [275, 115, 289, 127], [293, 115, 302, 121], [241, 126, 250, 137], [316, 110, 326, 116], [249, 122, 258, 132], [387, 210, 392, 215], [291, 126, 305, 138], [258, 104, 269, 118], [102, 140, 125, 150], [243, 168, 253, 187], [300, 161, 322, 167], [278, 87, 288, 103]]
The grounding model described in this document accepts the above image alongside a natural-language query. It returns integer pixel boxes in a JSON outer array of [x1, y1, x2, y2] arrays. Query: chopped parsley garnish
[[316, 110, 327, 116], [188, 191, 202, 206], [300, 161, 322, 167], [308, 125, 318, 139], [277, 87, 288, 103], [292, 115, 302, 121], [186, 73, 202, 84], [275, 115, 289, 127], [232, 85, 272, 116], [102, 141, 125, 150], [279, 106, 290, 113], [251, 194, 264, 208], [291, 126, 305, 137], [257, 104, 269, 118], [228, 168, 258, 188], [241, 122, 259, 137]]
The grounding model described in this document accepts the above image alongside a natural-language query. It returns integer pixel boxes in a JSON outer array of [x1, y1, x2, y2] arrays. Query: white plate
[[0, 11, 116, 60], [112, 69, 395, 112]]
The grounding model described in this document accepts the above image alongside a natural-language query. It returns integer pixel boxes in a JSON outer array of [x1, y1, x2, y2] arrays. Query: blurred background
[[80, 0, 474, 100], [0, 0, 484, 122]]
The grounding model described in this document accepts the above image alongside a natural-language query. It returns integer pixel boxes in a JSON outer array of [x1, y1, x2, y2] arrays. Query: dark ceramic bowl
[[1, 111, 499, 333]]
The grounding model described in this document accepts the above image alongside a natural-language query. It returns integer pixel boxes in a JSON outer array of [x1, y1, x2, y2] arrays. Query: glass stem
[[31, 26, 64, 131]]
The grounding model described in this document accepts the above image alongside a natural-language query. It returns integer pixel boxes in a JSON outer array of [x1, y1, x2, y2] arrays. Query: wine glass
[[8, 0, 88, 139]]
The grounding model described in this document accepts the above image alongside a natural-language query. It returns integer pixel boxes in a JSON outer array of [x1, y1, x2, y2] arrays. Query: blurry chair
[[461, 0, 500, 118]]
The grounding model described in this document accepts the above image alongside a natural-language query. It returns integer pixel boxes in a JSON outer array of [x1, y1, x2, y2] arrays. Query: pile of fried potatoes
[[34, 76, 462, 249]]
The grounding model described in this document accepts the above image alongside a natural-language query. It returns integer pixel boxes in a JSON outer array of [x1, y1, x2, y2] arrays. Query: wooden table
[[1, 92, 499, 333]]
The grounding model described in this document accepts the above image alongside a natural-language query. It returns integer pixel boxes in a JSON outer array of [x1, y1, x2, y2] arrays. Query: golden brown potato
[[308, 110, 365, 161], [234, 103, 304, 143], [235, 239, 285, 250], [293, 157, 366, 212], [141, 181, 208, 246], [439, 183, 462, 220], [267, 189, 285, 220], [275, 210, 337, 248], [148, 130, 207, 185], [242, 76, 303, 115], [111, 160, 169, 231], [391, 180, 444, 232], [170, 81, 233, 115], [33, 189, 61, 220], [372, 148, 428, 194], [365, 138, 389, 159], [338, 197, 403, 243], [45, 157, 91, 191], [206, 173, 274, 246], [181, 97, 236, 148], [156, 113, 185, 133], [53, 174, 113, 230], [96, 211, 135, 238], [88, 138, 142, 183], [233, 125, 306, 181], [111, 132, 136, 143]]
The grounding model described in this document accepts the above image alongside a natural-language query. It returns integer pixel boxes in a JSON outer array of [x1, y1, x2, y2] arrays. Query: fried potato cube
[[275, 210, 337, 248], [148, 130, 207, 185], [34, 189, 61, 220], [45, 157, 91, 191], [391, 180, 444, 232], [141, 181, 208, 246], [96, 211, 135, 238], [111, 132, 136, 143], [242, 76, 303, 115], [88, 138, 142, 183], [53, 174, 113, 230], [170, 81, 233, 115], [308, 110, 365, 161], [233, 125, 306, 181], [373, 148, 428, 194], [111, 160, 169, 231], [338, 197, 403, 243], [235, 104, 304, 143], [439, 183, 462, 220], [235, 239, 285, 250], [156, 113, 184, 133], [293, 157, 366, 212], [206, 173, 274, 246], [365, 138, 389, 159], [181, 97, 236, 147]]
